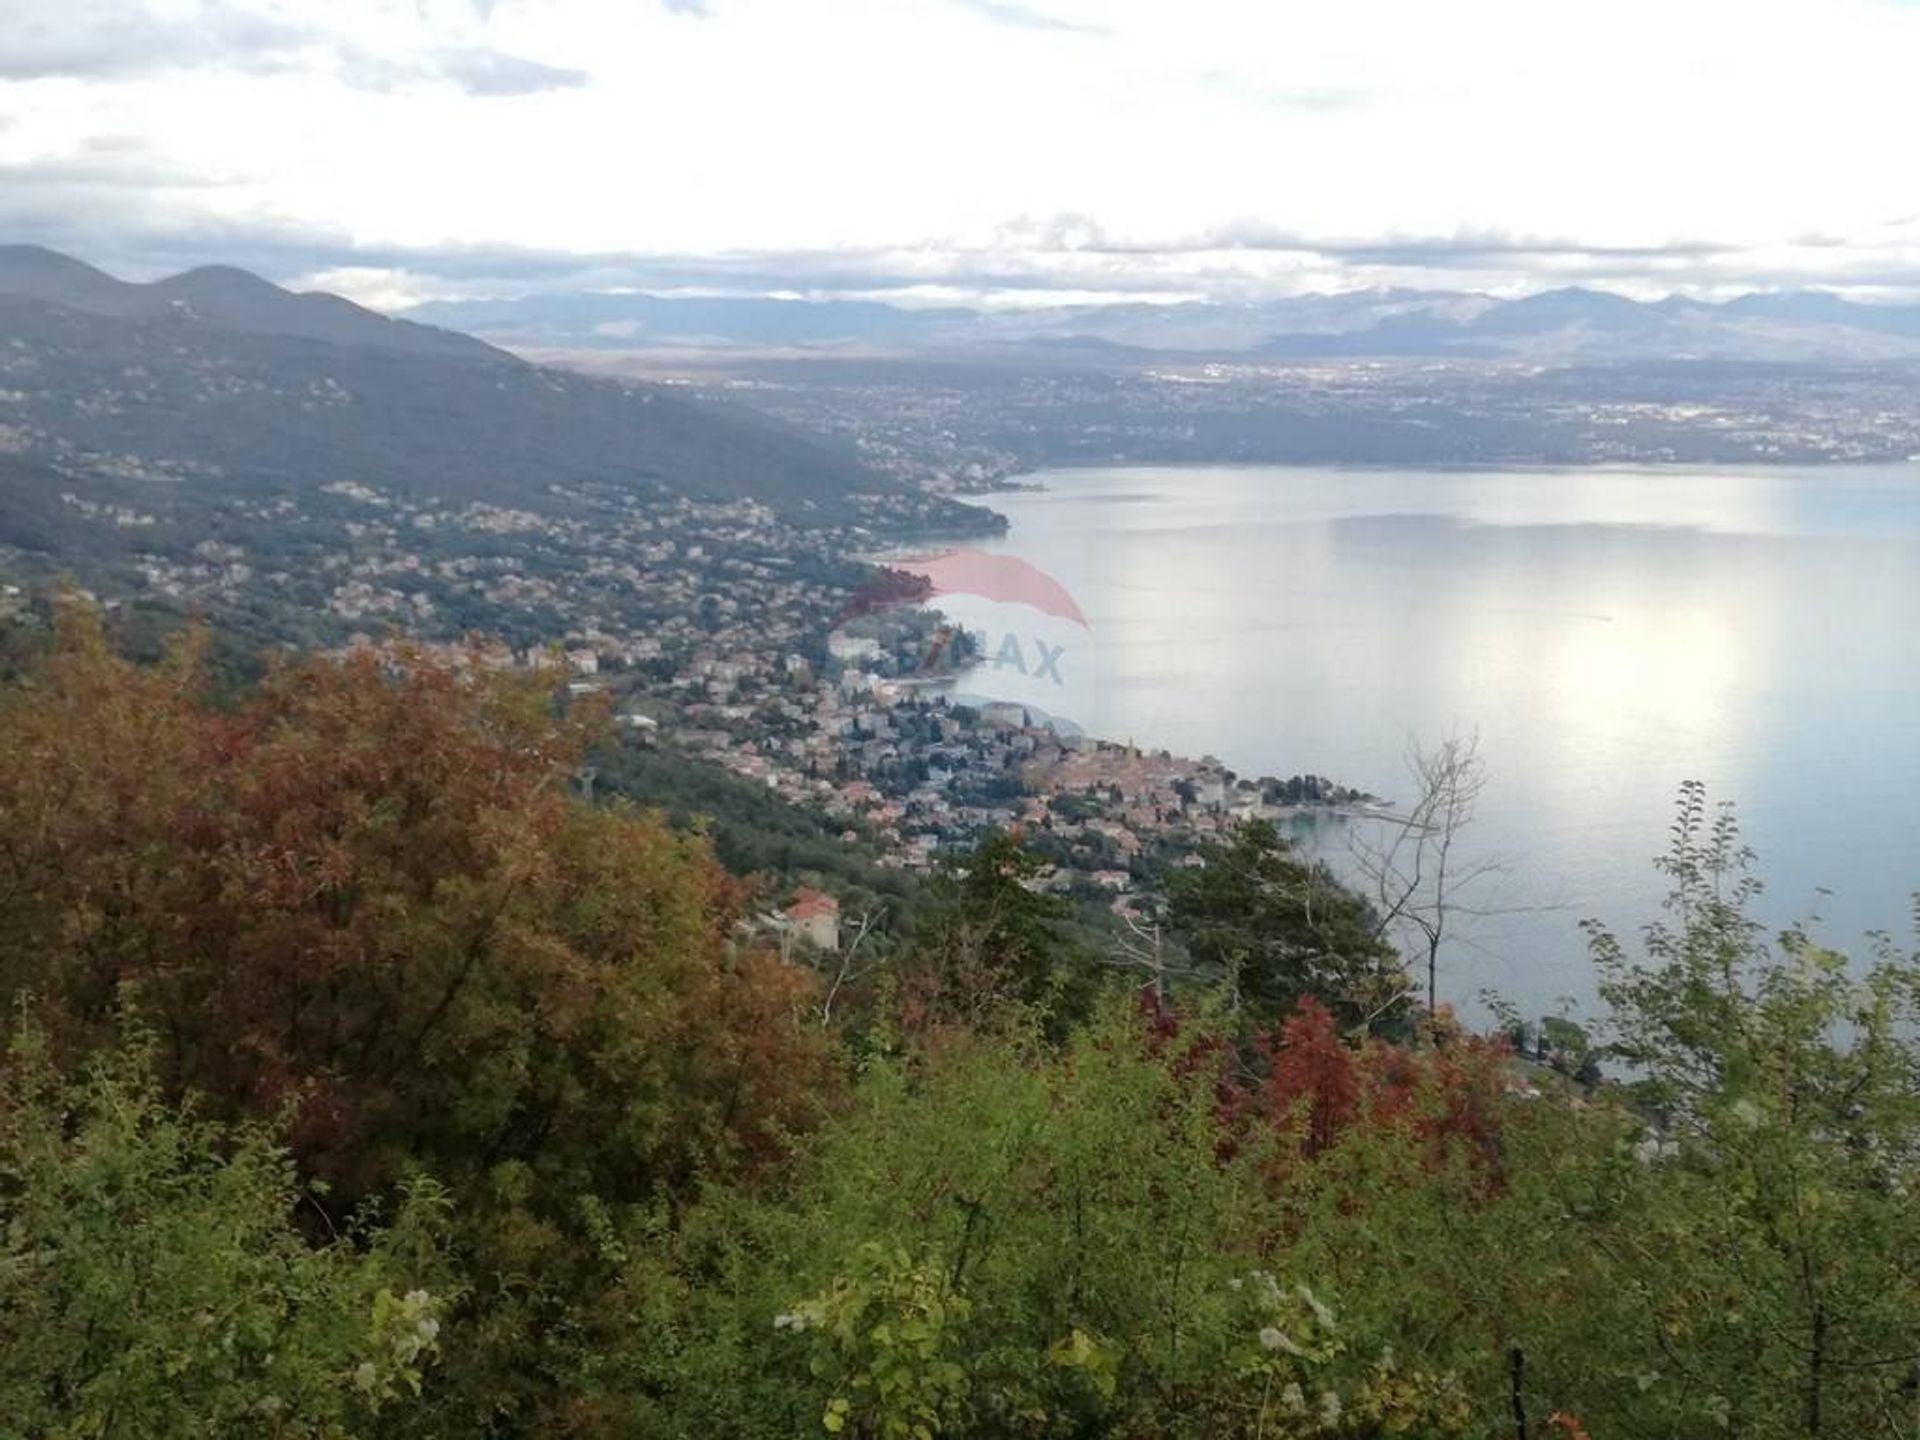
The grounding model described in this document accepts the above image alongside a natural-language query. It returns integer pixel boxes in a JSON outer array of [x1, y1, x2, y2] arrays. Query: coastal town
[[652, 647, 1375, 898], [4, 342, 1384, 936], [261, 473, 1383, 922]]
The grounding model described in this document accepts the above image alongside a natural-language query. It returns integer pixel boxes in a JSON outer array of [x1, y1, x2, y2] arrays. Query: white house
[[781, 888, 841, 952]]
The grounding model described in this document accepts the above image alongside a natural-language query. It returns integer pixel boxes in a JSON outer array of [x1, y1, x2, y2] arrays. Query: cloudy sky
[[6, 0, 1920, 310]]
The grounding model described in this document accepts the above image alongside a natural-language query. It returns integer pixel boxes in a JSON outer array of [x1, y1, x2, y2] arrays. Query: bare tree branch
[[1347, 733, 1500, 1015], [814, 903, 889, 1028]]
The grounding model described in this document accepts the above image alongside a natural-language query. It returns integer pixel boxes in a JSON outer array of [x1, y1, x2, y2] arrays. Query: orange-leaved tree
[[0, 608, 841, 1433], [0, 609, 835, 1201]]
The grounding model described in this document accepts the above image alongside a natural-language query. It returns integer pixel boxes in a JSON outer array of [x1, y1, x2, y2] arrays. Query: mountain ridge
[[0, 245, 928, 531], [407, 280, 1920, 364], [0, 244, 504, 362]]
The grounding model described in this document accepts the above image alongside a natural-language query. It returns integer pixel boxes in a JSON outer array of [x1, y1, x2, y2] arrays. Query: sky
[[6, 0, 1920, 310]]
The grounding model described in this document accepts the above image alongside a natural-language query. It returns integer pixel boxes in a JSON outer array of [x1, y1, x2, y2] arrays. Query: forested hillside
[[4, 612, 1919, 1439], [0, 281, 896, 515], [0, 244, 501, 360], [0, 247, 1011, 626]]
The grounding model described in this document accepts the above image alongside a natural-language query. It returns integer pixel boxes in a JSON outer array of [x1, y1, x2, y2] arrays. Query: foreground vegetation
[[3, 612, 1919, 1438]]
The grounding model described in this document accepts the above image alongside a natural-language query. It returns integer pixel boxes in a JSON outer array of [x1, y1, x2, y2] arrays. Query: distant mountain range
[[0, 244, 905, 520], [411, 283, 1920, 364]]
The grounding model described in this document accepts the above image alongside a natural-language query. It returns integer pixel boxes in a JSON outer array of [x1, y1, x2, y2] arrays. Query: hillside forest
[[3, 607, 1919, 1440]]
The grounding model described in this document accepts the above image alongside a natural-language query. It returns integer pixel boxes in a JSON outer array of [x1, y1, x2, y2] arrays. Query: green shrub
[[0, 1018, 449, 1439]]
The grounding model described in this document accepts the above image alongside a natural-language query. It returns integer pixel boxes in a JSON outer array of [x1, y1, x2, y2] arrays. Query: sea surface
[[933, 462, 1920, 1022]]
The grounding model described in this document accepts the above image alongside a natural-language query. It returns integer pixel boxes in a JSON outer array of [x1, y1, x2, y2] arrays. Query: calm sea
[[934, 463, 1920, 1021]]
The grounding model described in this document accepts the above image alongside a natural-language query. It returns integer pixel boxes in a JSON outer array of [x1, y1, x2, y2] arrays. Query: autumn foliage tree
[[1237, 998, 1509, 1171], [0, 608, 838, 1433], [0, 610, 833, 1194]]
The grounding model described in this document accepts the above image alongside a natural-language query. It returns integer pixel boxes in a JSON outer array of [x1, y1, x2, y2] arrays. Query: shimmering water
[[939, 463, 1920, 1020]]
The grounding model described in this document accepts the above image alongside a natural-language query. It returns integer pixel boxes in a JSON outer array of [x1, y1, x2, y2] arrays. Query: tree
[[1572, 782, 1920, 1437], [0, 1018, 449, 1439], [813, 901, 892, 1028], [0, 613, 835, 1200], [1348, 734, 1499, 1016], [0, 611, 841, 1434], [627, 1000, 1479, 1440], [914, 829, 1084, 1023], [1167, 820, 1406, 1029], [1105, 906, 1209, 1002]]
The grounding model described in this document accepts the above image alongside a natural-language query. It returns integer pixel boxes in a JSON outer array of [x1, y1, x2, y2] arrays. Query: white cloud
[[4, 0, 1920, 299], [947, 1, 1110, 37], [1, 0, 586, 92]]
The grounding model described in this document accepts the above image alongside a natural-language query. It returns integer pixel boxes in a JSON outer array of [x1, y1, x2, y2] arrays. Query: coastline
[[835, 502, 1397, 851], [995, 454, 1920, 483]]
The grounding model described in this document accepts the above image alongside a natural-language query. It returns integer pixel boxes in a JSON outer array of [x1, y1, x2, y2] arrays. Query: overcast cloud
[[3, 0, 1919, 308]]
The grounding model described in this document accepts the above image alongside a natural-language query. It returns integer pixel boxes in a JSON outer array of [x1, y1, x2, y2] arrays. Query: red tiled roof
[[784, 887, 840, 921]]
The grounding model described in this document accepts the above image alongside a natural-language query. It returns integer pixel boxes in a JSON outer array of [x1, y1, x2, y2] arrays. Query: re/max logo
[[922, 625, 1067, 684]]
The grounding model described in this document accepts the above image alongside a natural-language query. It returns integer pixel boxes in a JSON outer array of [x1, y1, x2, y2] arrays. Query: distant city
[[418, 284, 1920, 474], [589, 352, 1920, 479]]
